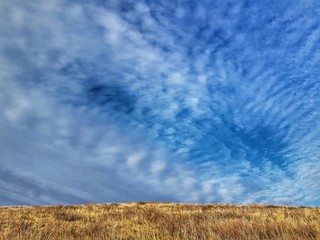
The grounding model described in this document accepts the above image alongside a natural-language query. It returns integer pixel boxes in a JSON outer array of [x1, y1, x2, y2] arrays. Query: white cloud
[[0, 0, 319, 206]]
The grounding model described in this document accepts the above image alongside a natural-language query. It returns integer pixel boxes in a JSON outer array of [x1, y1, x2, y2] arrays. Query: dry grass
[[0, 202, 319, 240]]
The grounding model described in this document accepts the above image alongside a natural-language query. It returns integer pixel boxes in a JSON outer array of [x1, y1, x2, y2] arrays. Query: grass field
[[0, 202, 319, 240]]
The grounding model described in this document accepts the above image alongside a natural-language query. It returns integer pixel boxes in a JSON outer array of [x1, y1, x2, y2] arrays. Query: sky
[[0, 0, 319, 206]]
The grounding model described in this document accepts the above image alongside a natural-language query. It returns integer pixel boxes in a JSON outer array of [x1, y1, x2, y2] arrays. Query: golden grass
[[0, 202, 319, 240]]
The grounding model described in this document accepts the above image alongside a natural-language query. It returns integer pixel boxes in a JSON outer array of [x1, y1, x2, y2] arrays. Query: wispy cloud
[[0, 0, 319, 206]]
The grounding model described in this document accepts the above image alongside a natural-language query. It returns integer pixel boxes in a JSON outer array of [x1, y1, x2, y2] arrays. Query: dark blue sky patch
[[86, 84, 136, 114]]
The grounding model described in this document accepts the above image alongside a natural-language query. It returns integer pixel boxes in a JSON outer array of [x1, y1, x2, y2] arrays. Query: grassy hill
[[0, 202, 319, 239]]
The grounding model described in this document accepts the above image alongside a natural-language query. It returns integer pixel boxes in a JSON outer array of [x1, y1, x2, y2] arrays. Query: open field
[[0, 202, 319, 240]]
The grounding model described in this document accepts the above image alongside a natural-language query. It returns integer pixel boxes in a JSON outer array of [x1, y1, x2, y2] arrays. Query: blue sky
[[0, 0, 319, 206]]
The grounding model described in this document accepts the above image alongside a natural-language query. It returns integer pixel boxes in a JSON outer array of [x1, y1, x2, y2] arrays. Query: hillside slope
[[0, 203, 319, 240]]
